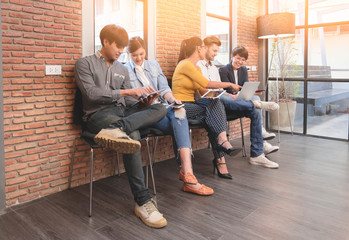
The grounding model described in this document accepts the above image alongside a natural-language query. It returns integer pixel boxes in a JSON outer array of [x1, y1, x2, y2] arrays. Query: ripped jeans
[[152, 107, 191, 163]]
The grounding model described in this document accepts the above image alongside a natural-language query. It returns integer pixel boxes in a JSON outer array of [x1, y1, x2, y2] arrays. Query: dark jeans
[[86, 103, 167, 206], [220, 94, 263, 157]]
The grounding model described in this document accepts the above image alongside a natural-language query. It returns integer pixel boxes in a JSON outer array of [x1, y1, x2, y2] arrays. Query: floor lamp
[[257, 12, 296, 143]]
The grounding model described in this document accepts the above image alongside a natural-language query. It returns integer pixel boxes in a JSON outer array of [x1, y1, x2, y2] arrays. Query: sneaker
[[263, 141, 279, 155], [255, 101, 279, 112], [134, 199, 167, 228], [262, 128, 276, 140], [94, 128, 141, 154], [249, 153, 279, 169]]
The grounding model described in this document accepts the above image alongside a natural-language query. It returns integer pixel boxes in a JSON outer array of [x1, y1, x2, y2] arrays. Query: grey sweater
[[75, 52, 138, 121]]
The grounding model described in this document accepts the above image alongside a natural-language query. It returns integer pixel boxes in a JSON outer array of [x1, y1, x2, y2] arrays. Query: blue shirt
[[125, 60, 172, 103]]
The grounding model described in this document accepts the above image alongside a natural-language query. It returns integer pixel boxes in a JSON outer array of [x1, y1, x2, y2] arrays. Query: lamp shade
[[257, 12, 295, 39]]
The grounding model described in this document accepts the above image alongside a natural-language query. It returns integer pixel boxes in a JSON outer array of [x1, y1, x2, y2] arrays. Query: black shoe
[[212, 159, 233, 179], [216, 140, 242, 157]]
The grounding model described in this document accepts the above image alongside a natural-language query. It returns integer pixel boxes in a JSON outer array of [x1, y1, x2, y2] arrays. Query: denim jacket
[[124, 60, 172, 104]]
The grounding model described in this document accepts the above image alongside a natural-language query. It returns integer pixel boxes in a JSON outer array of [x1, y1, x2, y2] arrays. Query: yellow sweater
[[172, 60, 209, 102]]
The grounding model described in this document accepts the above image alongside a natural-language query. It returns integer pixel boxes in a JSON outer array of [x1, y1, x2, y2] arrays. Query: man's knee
[[152, 103, 167, 118]]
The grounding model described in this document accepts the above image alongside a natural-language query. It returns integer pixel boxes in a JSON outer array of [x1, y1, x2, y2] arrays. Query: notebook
[[237, 82, 260, 100]]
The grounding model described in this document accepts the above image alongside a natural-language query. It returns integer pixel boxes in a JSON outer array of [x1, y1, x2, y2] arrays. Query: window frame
[[266, 0, 349, 141], [204, 0, 233, 65]]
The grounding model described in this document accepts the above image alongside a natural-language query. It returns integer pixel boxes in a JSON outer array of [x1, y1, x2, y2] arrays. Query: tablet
[[237, 82, 260, 100], [145, 88, 166, 98], [167, 103, 185, 109], [139, 88, 166, 100], [201, 89, 226, 99]]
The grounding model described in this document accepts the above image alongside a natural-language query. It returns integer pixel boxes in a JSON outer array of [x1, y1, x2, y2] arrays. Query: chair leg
[[144, 137, 149, 188], [145, 137, 156, 195], [152, 136, 159, 165], [68, 137, 79, 189], [112, 153, 120, 177], [89, 148, 94, 217], [117, 153, 120, 176], [240, 118, 247, 157]]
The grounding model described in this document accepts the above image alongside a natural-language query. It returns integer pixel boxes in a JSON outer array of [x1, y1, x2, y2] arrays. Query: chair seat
[[140, 127, 167, 138], [226, 113, 243, 122], [187, 118, 205, 129], [80, 130, 99, 148]]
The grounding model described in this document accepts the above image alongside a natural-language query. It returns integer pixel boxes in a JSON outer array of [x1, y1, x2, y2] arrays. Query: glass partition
[[307, 82, 349, 139], [308, 25, 349, 79], [268, 81, 304, 133]]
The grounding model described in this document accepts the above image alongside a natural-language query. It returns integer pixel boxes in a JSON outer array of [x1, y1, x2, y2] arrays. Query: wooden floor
[[1, 134, 349, 240]]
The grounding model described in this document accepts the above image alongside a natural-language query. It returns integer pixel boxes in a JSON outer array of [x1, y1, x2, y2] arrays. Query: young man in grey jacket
[[75, 24, 167, 228]]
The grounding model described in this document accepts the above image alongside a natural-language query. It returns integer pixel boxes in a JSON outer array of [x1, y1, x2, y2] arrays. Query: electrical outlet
[[252, 66, 257, 71], [45, 65, 62, 75]]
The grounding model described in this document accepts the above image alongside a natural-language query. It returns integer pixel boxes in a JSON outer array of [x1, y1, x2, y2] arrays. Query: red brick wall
[[237, 0, 259, 82], [2, 0, 83, 206], [227, 0, 260, 137], [2, 0, 259, 207], [156, 0, 201, 80], [155, 0, 211, 150]]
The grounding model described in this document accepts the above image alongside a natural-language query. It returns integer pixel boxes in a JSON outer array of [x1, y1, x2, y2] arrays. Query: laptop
[[237, 82, 260, 100]]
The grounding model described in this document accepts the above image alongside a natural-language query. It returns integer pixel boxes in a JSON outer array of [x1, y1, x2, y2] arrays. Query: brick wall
[[2, 0, 259, 207], [155, 0, 211, 150], [2, 0, 83, 206], [237, 0, 259, 82], [226, 0, 261, 136]]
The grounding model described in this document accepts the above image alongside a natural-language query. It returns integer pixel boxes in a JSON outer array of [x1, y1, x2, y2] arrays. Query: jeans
[[251, 95, 263, 126], [152, 107, 191, 154], [86, 103, 167, 206], [220, 94, 263, 157]]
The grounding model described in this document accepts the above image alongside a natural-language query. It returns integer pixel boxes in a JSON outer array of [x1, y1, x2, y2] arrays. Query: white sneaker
[[255, 101, 279, 112], [262, 128, 276, 140], [249, 153, 279, 169], [263, 141, 279, 155], [94, 128, 141, 154], [134, 199, 167, 228]]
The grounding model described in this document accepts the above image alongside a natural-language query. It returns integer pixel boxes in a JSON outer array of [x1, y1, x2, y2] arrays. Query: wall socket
[[45, 65, 62, 75]]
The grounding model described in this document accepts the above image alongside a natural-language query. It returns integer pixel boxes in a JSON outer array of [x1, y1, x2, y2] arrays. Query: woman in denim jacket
[[125, 36, 213, 196]]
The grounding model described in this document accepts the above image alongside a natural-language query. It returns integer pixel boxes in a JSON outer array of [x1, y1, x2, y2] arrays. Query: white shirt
[[134, 61, 160, 104], [197, 60, 221, 82], [134, 62, 151, 87], [233, 70, 238, 84], [197, 60, 223, 91]]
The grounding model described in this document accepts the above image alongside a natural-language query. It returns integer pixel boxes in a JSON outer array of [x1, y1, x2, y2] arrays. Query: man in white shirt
[[198, 36, 279, 169]]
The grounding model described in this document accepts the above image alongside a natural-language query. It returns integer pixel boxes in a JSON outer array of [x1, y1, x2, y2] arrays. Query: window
[[205, 0, 232, 66], [308, 0, 349, 25], [267, 0, 349, 140], [308, 25, 349, 78], [94, 0, 146, 62]]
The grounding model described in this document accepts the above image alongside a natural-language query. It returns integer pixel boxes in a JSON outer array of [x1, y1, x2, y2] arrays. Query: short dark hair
[[178, 36, 203, 63], [127, 36, 146, 53], [203, 35, 221, 47], [231, 46, 248, 60], [100, 24, 129, 48]]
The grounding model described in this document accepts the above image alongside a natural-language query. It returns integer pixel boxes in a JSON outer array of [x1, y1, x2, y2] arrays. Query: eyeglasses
[[234, 56, 246, 62]]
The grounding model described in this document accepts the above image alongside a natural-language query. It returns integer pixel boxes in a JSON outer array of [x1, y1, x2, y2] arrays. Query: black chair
[[226, 114, 247, 157], [68, 89, 121, 217], [69, 89, 164, 216], [140, 128, 167, 195], [188, 116, 247, 157]]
